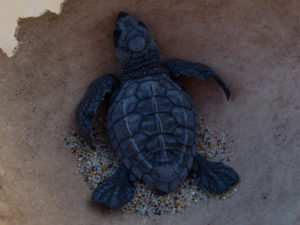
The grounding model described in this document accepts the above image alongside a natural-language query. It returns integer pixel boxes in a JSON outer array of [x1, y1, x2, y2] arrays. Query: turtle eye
[[114, 28, 121, 47]]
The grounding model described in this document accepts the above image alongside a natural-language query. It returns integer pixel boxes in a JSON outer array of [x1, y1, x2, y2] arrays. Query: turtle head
[[114, 12, 161, 76]]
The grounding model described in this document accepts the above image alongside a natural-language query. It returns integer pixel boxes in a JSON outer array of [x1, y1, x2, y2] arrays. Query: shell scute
[[136, 80, 166, 99], [136, 98, 154, 115]]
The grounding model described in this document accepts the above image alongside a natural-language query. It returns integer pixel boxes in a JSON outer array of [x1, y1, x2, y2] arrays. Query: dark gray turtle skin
[[76, 12, 239, 209]]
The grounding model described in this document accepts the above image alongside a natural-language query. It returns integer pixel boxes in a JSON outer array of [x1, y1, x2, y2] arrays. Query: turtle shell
[[107, 74, 199, 192]]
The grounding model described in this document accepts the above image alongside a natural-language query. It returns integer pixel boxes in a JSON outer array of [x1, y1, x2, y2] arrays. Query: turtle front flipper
[[163, 59, 230, 100], [76, 74, 120, 150], [92, 164, 136, 209], [192, 154, 239, 193]]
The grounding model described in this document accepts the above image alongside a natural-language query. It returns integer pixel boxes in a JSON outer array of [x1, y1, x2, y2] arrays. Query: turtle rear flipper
[[192, 154, 239, 193], [92, 164, 136, 209]]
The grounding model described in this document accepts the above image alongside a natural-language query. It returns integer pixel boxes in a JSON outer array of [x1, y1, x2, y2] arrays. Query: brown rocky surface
[[0, 0, 299, 224]]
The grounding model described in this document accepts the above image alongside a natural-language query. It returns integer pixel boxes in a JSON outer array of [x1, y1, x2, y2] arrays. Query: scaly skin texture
[[76, 12, 239, 209], [92, 164, 136, 209], [76, 74, 120, 150], [164, 59, 231, 100]]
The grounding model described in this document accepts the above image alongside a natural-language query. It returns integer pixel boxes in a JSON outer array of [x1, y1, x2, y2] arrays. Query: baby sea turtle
[[76, 12, 239, 209]]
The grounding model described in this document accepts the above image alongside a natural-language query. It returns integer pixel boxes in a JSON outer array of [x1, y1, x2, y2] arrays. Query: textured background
[[0, 0, 63, 56], [0, 0, 299, 224]]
